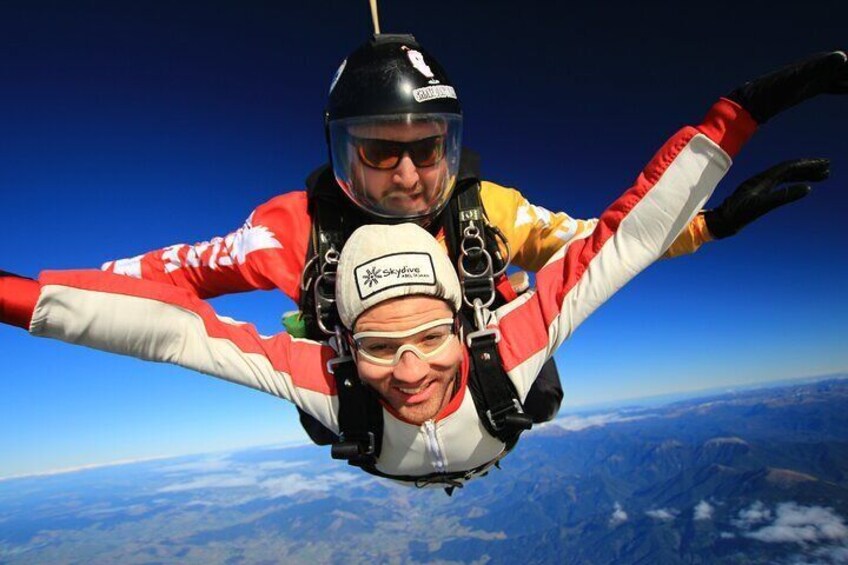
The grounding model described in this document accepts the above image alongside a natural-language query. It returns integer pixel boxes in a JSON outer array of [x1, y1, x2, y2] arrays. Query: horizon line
[[3, 372, 846, 482]]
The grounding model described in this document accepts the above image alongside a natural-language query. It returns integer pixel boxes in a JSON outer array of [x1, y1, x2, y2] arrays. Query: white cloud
[[256, 461, 309, 472], [646, 508, 678, 521], [704, 437, 748, 447], [733, 501, 772, 528], [158, 474, 258, 492], [260, 473, 328, 498], [744, 503, 848, 545], [553, 411, 653, 432], [183, 500, 218, 508], [259, 471, 360, 498], [806, 545, 848, 563], [158, 456, 234, 474], [0, 454, 175, 482], [694, 500, 714, 521], [609, 502, 628, 526], [151, 451, 364, 504]]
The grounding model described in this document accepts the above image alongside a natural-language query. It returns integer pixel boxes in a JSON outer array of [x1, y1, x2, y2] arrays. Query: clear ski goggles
[[351, 318, 458, 367]]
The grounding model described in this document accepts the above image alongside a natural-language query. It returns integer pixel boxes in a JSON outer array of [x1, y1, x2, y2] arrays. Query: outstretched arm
[[500, 153, 830, 400], [496, 98, 752, 398], [1, 268, 340, 433], [100, 191, 313, 302], [480, 181, 715, 271]]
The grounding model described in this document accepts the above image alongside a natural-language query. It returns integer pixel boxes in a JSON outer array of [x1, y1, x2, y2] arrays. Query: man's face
[[347, 120, 448, 217], [353, 296, 462, 425]]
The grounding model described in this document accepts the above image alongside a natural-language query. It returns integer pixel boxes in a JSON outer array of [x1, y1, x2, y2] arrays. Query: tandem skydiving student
[[0, 131, 832, 490]]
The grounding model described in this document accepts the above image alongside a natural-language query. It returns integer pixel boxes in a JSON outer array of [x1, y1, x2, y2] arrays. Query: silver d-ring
[[458, 250, 492, 279]]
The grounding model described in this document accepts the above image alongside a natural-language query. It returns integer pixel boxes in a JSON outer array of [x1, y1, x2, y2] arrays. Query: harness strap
[[330, 358, 382, 466], [464, 321, 532, 444], [445, 178, 532, 444], [299, 165, 383, 464]]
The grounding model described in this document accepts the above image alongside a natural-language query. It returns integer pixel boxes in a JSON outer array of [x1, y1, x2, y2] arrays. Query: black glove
[[704, 158, 830, 239], [727, 51, 847, 124]]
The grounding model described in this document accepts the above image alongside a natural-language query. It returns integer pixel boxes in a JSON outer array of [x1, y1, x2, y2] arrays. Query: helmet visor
[[329, 113, 462, 220]]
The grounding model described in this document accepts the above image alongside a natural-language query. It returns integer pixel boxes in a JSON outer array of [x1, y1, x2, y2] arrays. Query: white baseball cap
[[335, 223, 462, 329]]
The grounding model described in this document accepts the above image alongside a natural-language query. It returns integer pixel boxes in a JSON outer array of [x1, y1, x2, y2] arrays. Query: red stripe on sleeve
[[0, 273, 40, 329], [39, 270, 336, 395], [697, 98, 757, 158]]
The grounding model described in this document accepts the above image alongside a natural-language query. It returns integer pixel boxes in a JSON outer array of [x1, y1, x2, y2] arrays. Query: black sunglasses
[[352, 135, 445, 169]]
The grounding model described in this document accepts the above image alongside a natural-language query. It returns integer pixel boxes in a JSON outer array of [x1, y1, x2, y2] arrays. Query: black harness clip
[[331, 431, 377, 466]]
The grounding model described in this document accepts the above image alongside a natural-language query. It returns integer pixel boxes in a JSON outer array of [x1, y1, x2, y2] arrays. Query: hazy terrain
[[3, 377, 848, 564]]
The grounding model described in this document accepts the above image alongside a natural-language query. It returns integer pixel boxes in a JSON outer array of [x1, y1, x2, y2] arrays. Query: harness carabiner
[[465, 298, 501, 347], [458, 225, 497, 309], [313, 246, 342, 336]]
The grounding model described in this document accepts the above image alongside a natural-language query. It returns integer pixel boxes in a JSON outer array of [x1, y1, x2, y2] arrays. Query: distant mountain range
[[3, 377, 848, 564]]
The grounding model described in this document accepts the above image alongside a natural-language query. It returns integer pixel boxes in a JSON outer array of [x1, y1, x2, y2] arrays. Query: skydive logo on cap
[[355, 252, 437, 300]]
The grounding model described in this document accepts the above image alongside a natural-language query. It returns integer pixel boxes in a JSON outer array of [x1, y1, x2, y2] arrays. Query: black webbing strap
[[443, 170, 532, 445], [464, 323, 532, 444], [443, 180, 509, 309], [330, 360, 382, 466], [299, 164, 383, 466], [456, 185, 498, 308]]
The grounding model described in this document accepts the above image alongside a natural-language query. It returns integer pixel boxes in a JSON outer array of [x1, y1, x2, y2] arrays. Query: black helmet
[[326, 34, 463, 221]]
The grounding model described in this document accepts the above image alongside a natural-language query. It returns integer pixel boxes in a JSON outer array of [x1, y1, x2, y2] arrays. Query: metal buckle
[[461, 278, 496, 310], [465, 298, 500, 346], [326, 325, 353, 374], [326, 355, 353, 375], [458, 224, 497, 309], [465, 327, 501, 347], [313, 278, 336, 336]]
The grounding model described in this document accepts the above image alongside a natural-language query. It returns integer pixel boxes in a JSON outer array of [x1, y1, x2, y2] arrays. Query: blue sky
[[1, 0, 847, 478]]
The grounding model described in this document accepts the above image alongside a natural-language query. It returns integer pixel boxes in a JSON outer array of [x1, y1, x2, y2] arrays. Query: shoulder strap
[[298, 164, 384, 466], [441, 150, 509, 307], [461, 316, 532, 445], [442, 152, 532, 444]]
